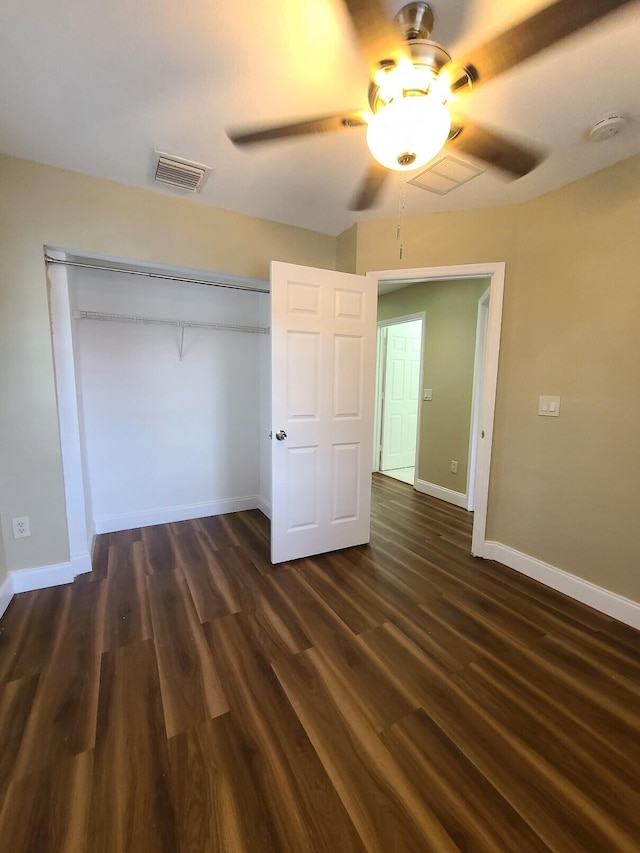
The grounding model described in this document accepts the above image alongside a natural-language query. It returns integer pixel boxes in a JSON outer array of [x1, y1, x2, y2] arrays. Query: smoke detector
[[588, 114, 627, 143]]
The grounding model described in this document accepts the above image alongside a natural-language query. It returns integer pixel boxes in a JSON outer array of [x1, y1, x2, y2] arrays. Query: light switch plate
[[423, 389, 433, 401], [538, 395, 561, 417]]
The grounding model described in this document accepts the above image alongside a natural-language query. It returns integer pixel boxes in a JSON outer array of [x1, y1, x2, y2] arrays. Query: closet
[[64, 260, 271, 535]]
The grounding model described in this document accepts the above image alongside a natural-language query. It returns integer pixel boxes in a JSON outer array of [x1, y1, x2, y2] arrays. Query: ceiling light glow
[[366, 95, 451, 172]]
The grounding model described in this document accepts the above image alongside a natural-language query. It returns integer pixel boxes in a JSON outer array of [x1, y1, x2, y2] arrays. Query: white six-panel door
[[380, 319, 422, 471], [270, 261, 377, 564]]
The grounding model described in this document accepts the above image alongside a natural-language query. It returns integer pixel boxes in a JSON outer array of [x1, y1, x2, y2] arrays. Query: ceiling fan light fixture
[[366, 95, 451, 171], [372, 55, 415, 91], [375, 61, 438, 106]]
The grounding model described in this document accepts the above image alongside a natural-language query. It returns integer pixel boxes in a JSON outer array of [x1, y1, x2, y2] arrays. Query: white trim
[[0, 574, 14, 620], [466, 287, 490, 512], [95, 496, 260, 534], [11, 554, 92, 595], [48, 257, 95, 564], [257, 496, 272, 519], [372, 263, 505, 559], [484, 542, 640, 630], [373, 326, 385, 471], [414, 478, 467, 509], [472, 267, 504, 557], [70, 553, 92, 576], [45, 247, 269, 292]]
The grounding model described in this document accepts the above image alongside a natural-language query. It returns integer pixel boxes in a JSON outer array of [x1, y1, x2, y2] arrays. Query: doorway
[[373, 262, 505, 558], [374, 315, 424, 486]]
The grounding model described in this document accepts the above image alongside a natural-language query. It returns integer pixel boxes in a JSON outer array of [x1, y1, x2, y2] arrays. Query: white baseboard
[[0, 574, 14, 620], [94, 496, 261, 534], [71, 552, 93, 577], [257, 496, 271, 519], [10, 552, 92, 595], [484, 541, 640, 630], [415, 478, 467, 509]]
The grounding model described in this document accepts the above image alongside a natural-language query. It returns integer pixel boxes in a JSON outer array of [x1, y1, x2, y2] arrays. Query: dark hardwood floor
[[1, 473, 639, 851]]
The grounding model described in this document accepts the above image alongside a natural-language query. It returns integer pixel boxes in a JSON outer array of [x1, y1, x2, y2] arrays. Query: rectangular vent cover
[[154, 153, 209, 192], [409, 155, 484, 195]]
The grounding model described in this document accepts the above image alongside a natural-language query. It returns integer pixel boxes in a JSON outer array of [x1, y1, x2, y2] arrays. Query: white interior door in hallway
[[380, 318, 422, 472]]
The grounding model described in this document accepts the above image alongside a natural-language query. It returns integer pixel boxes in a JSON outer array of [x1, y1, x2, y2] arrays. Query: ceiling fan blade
[[349, 160, 389, 210], [443, 0, 636, 91], [228, 112, 368, 146], [343, 0, 411, 79], [447, 121, 544, 178]]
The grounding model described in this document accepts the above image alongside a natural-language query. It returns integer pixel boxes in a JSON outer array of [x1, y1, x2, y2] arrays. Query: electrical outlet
[[450, 461, 458, 474], [11, 516, 31, 539]]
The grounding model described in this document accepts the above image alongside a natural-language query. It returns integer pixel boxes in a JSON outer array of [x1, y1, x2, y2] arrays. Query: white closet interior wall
[[69, 265, 270, 534]]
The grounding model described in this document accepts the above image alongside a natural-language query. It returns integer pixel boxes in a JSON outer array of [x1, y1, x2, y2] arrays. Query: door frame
[[371, 263, 505, 558], [466, 286, 490, 512], [373, 313, 425, 477]]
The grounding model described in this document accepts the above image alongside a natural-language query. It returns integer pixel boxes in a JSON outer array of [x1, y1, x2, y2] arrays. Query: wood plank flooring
[[0, 473, 639, 851]]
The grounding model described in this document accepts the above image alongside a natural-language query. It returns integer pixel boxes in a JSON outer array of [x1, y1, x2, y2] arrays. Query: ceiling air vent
[[153, 151, 210, 192], [409, 155, 484, 195]]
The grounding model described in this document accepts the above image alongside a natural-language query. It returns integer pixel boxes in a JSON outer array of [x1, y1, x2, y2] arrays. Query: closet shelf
[[72, 310, 269, 336]]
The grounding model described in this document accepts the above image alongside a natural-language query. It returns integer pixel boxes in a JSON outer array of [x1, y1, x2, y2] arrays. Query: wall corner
[[336, 224, 358, 273]]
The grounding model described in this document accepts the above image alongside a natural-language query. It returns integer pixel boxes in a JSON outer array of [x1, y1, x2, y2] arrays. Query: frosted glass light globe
[[366, 96, 451, 171]]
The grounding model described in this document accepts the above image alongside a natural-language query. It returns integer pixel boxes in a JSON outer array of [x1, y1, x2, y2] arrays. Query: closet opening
[[47, 249, 270, 574]]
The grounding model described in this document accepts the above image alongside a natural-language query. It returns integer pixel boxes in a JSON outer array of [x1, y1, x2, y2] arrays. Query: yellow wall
[[354, 152, 640, 603], [0, 155, 336, 579], [378, 278, 489, 492]]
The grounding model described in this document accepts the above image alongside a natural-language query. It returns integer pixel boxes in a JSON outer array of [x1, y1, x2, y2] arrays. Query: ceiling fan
[[228, 0, 635, 210]]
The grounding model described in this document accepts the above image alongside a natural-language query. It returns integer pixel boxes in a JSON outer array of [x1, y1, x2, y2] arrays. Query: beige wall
[[354, 205, 520, 276], [378, 278, 489, 492], [0, 155, 336, 580], [354, 152, 640, 603], [2, 149, 639, 607], [336, 224, 357, 273]]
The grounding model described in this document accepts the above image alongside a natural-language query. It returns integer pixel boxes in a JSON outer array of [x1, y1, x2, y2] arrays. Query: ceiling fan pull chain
[[397, 181, 406, 260]]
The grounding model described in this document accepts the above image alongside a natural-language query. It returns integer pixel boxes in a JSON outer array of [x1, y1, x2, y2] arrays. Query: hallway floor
[[381, 465, 414, 484]]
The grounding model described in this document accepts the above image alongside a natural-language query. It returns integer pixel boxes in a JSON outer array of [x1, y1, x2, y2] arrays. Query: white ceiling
[[1, 0, 639, 236]]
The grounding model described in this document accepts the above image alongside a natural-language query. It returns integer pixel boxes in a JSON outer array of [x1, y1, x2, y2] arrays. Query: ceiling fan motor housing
[[368, 39, 452, 112], [395, 1, 435, 40]]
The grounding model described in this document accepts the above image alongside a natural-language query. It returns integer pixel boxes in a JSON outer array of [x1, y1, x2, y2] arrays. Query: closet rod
[[73, 310, 268, 335], [45, 256, 269, 294]]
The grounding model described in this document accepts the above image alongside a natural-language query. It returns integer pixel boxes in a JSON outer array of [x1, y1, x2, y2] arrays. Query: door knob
[[275, 430, 287, 441]]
